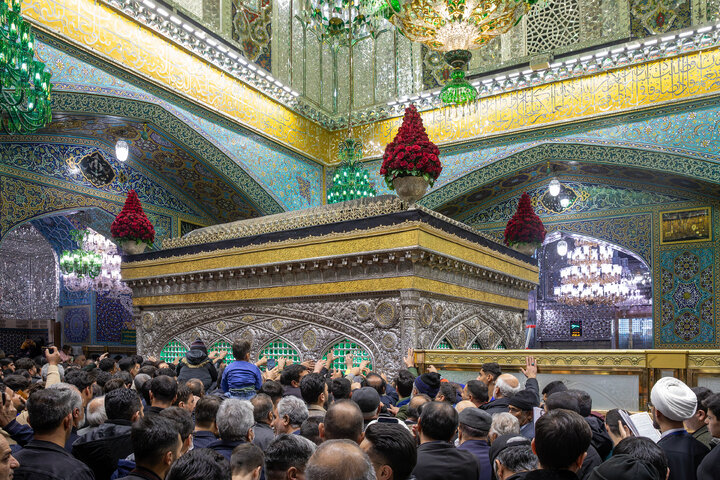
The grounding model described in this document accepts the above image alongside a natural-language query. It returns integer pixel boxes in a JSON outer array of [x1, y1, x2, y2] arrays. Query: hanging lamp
[[0, 0, 52, 133]]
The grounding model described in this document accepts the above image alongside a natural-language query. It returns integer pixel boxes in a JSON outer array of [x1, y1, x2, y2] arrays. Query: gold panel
[[121, 222, 539, 283], [130, 276, 529, 309], [647, 351, 688, 369], [418, 349, 650, 368], [25, 0, 332, 163], [333, 47, 720, 161]]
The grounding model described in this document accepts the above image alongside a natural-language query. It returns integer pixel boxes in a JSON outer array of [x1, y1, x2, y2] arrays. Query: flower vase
[[121, 240, 147, 255], [393, 176, 429, 205], [513, 242, 540, 256]]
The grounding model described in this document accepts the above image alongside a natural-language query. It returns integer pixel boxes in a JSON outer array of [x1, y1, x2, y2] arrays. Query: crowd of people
[[0, 339, 718, 480]]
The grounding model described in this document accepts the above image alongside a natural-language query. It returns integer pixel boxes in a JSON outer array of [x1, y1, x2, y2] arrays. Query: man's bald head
[[494, 374, 521, 399], [455, 400, 476, 413], [407, 394, 431, 421], [305, 439, 375, 480], [320, 400, 364, 443]]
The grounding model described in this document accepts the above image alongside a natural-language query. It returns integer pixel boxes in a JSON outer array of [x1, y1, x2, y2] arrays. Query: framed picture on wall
[[660, 207, 712, 244]]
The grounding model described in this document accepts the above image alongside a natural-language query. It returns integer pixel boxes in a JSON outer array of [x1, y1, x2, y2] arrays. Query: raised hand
[[313, 359, 326, 373], [521, 356, 538, 379], [403, 348, 415, 368], [45, 346, 61, 366]]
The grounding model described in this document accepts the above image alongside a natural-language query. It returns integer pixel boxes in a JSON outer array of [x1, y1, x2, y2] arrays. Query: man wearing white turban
[[650, 377, 709, 480]]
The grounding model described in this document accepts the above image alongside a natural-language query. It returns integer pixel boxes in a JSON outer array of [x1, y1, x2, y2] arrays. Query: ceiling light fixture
[[115, 139, 129, 162]]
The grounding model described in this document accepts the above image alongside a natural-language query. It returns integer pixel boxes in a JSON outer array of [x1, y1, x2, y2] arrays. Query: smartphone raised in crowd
[[266, 358, 277, 370]]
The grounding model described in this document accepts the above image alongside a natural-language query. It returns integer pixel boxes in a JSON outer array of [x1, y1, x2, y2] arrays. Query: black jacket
[[117, 467, 162, 480], [585, 415, 612, 460], [72, 419, 134, 480], [176, 350, 218, 391], [576, 445, 602, 480], [523, 470, 578, 480], [658, 430, 709, 480], [412, 441, 480, 480], [252, 422, 275, 451], [13, 439, 96, 480], [697, 439, 720, 480]]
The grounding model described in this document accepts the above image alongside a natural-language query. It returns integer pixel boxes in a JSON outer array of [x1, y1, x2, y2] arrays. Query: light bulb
[[115, 140, 129, 162], [548, 178, 561, 197], [559, 195, 570, 208], [556, 240, 568, 256]]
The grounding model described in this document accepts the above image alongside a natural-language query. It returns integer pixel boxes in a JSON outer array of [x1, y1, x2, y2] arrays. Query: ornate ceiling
[[37, 114, 264, 223], [433, 159, 720, 221]]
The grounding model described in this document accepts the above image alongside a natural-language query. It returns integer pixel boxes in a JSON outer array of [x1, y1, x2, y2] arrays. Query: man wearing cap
[[457, 408, 493, 480], [650, 377, 709, 480], [508, 390, 539, 440], [413, 372, 441, 399], [352, 387, 382, 430]]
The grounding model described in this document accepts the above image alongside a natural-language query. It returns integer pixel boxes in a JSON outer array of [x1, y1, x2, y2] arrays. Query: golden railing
[[414, 349, 720, 411]]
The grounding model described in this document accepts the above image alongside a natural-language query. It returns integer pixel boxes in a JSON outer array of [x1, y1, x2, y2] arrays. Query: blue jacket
[[207, 439, 246, 461], [458, 439, 492, 480], [221, 361, 262, 393], [192, 430, 217, 449]]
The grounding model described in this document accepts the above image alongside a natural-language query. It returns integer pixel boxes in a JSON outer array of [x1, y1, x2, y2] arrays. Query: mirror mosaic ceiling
[[123, 0, 720, 126]]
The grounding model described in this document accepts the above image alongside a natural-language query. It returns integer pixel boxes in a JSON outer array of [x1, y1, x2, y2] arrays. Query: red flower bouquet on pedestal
[[380, 105, 442, 189], [504, 192, 546, 255], [111, 190, 155, 253]]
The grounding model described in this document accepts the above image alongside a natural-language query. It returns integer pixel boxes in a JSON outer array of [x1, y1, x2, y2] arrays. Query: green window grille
[[497, 342, 507, 350], [435, 338, 453, 349], [210, 341, 234, 362], [469, 340, 482, 350], [323, 339, 372, 371], [259, 340, 300, 370], [160, 340, 187, 363]]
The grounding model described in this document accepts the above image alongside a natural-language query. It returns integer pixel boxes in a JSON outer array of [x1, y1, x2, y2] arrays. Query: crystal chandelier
[[0, 0, 53, 133], [554, 240, 630, 306], [327, 138, 376, 203], [387, 0, 537, 105], [60, 229, 131, 299], [299, 0, 389, 46]]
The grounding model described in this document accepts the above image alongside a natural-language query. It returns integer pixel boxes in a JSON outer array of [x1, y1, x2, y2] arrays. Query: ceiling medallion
[[0, 0, 53, 133], [67, 151, 116, 187]]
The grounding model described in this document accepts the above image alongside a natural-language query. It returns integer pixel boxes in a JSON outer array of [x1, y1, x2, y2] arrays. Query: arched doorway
[[531, 232, 652, 349]]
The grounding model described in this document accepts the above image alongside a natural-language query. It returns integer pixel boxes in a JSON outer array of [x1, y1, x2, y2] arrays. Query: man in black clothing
[[147, 375, 177, 415], [651, 377, 708, 480], [207, 398, 255, 461], [696, 392, 720, 480], [545, 392, 601, 480], [527, 409, 592, 480], [280, 365, 308, 399], [13, 389, 95, 480], [265, 435, 316, 480], [568, 390, 613, 460], [411, 401, 479, 480], [483, 357, 539, 416], [193, 395, 221, 449], [360, 423, 417, 480], [119, 415, 183, 480], [72, 388, 143, 480], [251, 393, 276, 451], [685, 387, 714, 449], [463, 380, 489, 408], [612, 437, 668, 479]]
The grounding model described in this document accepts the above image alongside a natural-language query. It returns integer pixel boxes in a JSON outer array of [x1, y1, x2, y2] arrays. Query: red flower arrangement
[[504, 192, 546, 247], [380, 104, 442, 189], [111, 190, 155, 247]]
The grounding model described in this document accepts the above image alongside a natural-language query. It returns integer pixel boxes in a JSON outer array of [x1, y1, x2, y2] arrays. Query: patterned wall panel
[[96, 293, 134, 343], [63, 306, 91, 344], [658, 248, 716, 346], [537, 304, 615, 342]]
